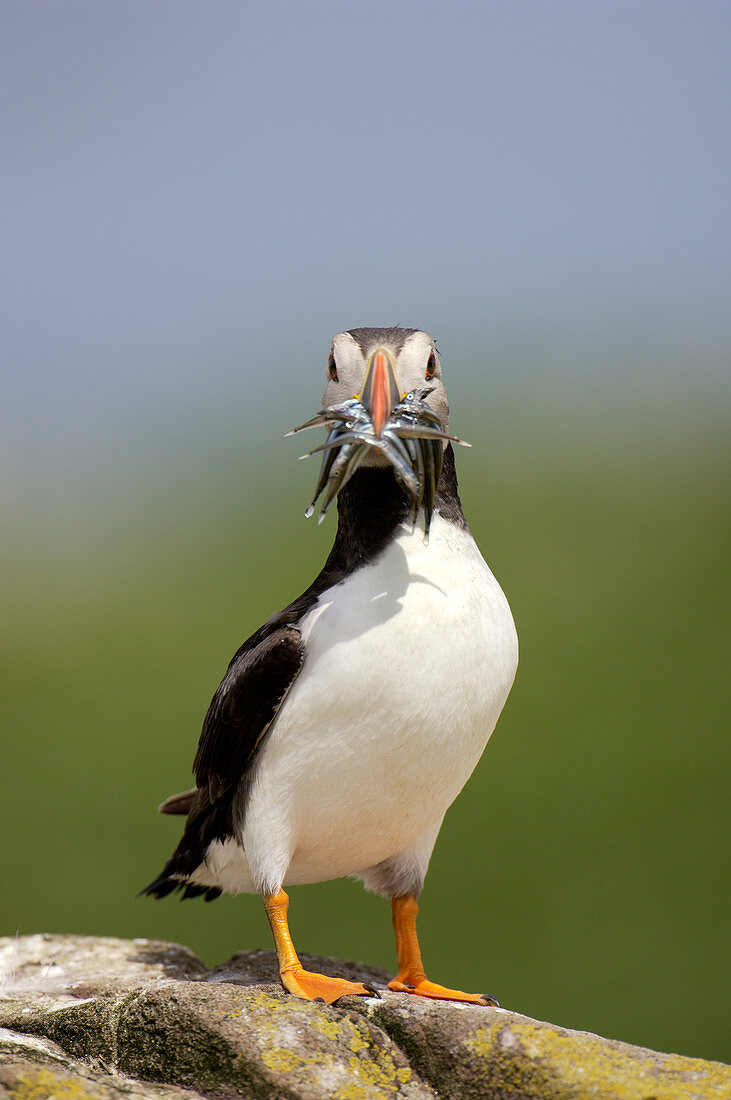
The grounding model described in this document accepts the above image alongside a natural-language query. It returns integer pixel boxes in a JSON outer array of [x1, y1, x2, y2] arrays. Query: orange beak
[[361, 348, 400, 437]]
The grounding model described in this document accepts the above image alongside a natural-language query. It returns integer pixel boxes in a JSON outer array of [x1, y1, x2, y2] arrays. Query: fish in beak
[[288, 347, 470, 539]]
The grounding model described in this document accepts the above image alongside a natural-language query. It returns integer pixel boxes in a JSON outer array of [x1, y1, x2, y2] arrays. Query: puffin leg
[[387, 895, 492, 1005], [263, 890, 375, 1005]]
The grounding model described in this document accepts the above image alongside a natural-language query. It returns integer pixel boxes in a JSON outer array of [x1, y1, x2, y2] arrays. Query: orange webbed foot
[[264, 890, 379, 1005], [281, 966, 377, 1005], [388, 895, 500, 1008], [387, 975, 496, 1006]]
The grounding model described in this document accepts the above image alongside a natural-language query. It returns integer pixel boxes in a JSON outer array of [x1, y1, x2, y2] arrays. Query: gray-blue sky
[[2, 1, 729, 486]]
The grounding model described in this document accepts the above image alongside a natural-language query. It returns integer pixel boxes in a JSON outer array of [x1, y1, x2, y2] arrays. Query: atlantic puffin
[[144, 327, 518, 1006]]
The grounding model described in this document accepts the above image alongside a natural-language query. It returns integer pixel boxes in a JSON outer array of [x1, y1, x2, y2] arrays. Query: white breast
[[228, 511, 519, 893]]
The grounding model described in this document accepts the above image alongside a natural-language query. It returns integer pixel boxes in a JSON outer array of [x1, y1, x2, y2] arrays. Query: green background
[[2, 371, 728, 1064], [3, 0, 730, 1074]]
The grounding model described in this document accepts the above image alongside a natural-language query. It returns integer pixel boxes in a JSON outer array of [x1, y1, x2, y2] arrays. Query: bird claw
[[361, 982, 383, 999]]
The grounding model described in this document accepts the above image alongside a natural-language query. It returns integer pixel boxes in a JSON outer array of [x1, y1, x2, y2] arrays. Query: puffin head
[[290, 326, 468, 537], [323, 327, 449, 440]]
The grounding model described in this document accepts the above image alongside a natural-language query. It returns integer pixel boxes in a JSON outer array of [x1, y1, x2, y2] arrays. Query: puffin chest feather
[[246, 512, 518, 867]]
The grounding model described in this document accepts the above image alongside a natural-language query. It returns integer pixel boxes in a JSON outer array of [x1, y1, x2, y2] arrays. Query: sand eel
[[143, 327, 518, 1006]]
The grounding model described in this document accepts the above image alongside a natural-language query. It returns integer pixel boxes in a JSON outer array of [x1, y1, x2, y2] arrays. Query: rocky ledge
[[0, 935, 727, 1100]]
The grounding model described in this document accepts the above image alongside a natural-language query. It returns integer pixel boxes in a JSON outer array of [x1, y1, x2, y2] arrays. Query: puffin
[[144, 327, 518, 1006]]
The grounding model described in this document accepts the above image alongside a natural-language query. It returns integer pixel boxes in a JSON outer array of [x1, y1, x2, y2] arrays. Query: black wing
[[142, 624, 304, 898], [194, 624, 304, 802]]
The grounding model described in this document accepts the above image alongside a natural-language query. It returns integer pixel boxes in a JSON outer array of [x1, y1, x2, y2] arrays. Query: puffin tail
[[157, 788, 197, 815], [141, 785, 229, 902], [140, 870, 222, 902]]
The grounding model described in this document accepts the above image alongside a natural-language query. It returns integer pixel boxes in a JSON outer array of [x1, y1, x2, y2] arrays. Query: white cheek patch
[[323, 332, 368, 404], [396, 333, 449, 431], [395, 333, 439, 383]]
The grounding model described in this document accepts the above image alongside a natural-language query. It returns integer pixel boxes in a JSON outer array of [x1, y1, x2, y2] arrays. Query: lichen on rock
[[1, 935, 728, 1100]]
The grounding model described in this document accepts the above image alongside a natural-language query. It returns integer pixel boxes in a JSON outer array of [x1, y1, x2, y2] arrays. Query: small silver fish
[[291, 390, 470, 538]]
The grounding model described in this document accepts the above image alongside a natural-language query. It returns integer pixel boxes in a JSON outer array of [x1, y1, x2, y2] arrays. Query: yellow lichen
[[261, 1046, 305, 1073], [311, 1011, 343, 1041], [250, 991, 291, 1014], [349, 1030, 368, 1053], [11, 1069, 99, 1100], [244, 989, 414, 1096], [332, 1085, 369, 1100], [468, 1020, 731, 1100], [334, 1049, 412, 1097], [467, 1026, 493, 1058]]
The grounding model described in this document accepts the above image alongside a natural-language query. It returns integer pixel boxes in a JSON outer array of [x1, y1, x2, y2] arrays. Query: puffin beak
[[360, 348, 400, 437]]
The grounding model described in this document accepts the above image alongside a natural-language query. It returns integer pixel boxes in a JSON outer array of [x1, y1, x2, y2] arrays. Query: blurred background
[[2, 0, 729, 1065]]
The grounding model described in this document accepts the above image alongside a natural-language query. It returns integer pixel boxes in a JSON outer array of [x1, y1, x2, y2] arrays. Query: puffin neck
[[332, 466, 411, 570], [433, 442, 469, 531], [331, 443, 467, 571]]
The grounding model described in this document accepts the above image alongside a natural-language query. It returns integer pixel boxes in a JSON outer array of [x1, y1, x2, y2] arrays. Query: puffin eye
[[327, 352, 338, 381], [425, 351, 437, 379]]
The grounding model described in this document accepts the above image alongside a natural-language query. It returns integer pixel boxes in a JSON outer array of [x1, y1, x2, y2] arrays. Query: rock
[[0, 935, 728, 1100], [0, 1026, 198, 1099]]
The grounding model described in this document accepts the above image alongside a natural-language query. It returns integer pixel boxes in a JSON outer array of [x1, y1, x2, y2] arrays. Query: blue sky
[[2, 1, 729, 487]]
